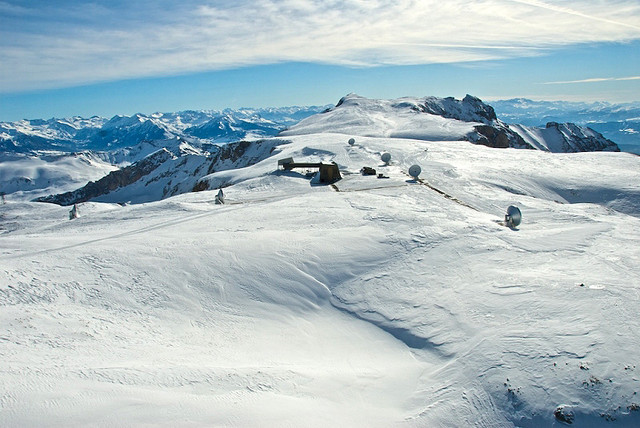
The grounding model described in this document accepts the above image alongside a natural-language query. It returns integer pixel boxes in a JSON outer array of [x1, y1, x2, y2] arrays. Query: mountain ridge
[[0, 94, 625, 206], [1, 96, 628, 156], [0, 107, 328, 154], [282, 93, 618, 152], [491, 98, 640, 154]]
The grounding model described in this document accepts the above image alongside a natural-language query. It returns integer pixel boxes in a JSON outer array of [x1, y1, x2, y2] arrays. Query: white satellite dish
[[381, 152, 391, 164], [408, 164, 421, 179], [505, 205, 522, 228], [348, 138, 355, 145]]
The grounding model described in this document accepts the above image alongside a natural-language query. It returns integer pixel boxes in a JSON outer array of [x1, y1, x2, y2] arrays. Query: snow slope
[[511, 122, 622, 153], [282, 94, 619, 153], [35, 139, 286, 206], [492, 99, 640, 155], [1, 134, 639, 427], [0, 96, 621, 208], [0, 152, 118, 201], [280, 94, 484, 141]]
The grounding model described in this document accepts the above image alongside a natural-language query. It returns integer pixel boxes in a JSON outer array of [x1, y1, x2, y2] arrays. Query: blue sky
[[1, 0, 639, 121]]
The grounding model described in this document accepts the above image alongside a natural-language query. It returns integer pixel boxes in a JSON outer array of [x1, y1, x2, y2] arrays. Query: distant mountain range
[[2, 97, 639, 156], [2, 97, 638, 156], [0, 106, 327, 154], [9, 93, 622, 206], [491, 99, 640, 154], [2, 93, 638, 207]]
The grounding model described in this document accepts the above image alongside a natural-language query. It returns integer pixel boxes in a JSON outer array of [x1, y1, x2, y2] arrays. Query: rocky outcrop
[[35, 139, 288, 205], [468, 125, 531, 149], [35, 149, 173, 205], [411, 94, 498, 124], [205, 139, 282, 174], [414, 95, 536, 149], [287, 93, 621, 152], [192, 139, 287, 191], [544, 122, 620, 152]]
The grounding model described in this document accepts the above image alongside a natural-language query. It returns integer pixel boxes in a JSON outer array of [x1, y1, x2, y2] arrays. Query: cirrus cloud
[[1, 0, 639, 92], [544, 76, 640, 84]]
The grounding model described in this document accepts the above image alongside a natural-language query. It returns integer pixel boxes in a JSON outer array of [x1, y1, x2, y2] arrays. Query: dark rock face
[[545, 122, 620, 152], [554, 405, 575, 424], [191, 180, 209, 192], [35, 149, 173, 205], [35, 139, 288, 206], [462, 94, 498, 122], [470, 125, 531, 149], [473, 125, 512, 149], [205, 139, 281, 175], [412, 94, 498, 124]]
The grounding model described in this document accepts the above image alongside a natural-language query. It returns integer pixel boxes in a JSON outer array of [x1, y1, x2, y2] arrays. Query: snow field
[[0, 152, 118, 200], [1, 133, 640, 426]]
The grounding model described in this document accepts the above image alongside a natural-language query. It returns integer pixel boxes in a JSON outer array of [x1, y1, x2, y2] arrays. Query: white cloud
[[1, 0, 639, 91], [544, 76, 640, 84]]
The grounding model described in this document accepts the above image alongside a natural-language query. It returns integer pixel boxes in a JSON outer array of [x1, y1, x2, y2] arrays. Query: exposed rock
[[34, 139, 288, 205], [34, 149, 173, 205], [468, 124, 532, 149], [554, 405, 575, 424], [544, 122, 620, 152], [287, 94, 617, 152], [206, 139, 284, 175], [192, 180, 209, 192], [413, 94, 498, 124]]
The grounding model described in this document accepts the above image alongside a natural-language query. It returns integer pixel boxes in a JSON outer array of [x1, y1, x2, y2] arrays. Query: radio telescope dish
[[505, 205, 522, 228], [348, 138, 355, 145], [381, 152, 391, 164], [408, 164, 421, 179]]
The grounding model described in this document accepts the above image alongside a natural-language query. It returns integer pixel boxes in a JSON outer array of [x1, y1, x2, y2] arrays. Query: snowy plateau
[[1, 94, 639, 427]]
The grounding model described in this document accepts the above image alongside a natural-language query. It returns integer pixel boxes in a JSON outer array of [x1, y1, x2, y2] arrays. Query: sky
[[1, 0, 639, 121]]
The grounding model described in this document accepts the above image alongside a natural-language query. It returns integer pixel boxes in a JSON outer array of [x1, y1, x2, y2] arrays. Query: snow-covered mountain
[[2, 94, 622, 206], [492, 98, 640, 154], [2, 129, 639, 427], [0, 107, 328, 154], [491, 98, 640, 125], [0, 107, 324, 201], [35, 138, 286, 205], [0, 151, 118, 201], [510, 122, 623, 153], [282, 94, 620, 153]]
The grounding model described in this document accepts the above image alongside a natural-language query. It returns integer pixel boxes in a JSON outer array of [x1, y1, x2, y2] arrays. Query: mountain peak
[[282, 94, 619, 152]]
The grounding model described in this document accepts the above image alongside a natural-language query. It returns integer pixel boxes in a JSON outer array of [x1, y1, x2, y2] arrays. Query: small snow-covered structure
[[215, 189, 225, 204], [69, 204, 79, 220], [277, 158, 341, 184]]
